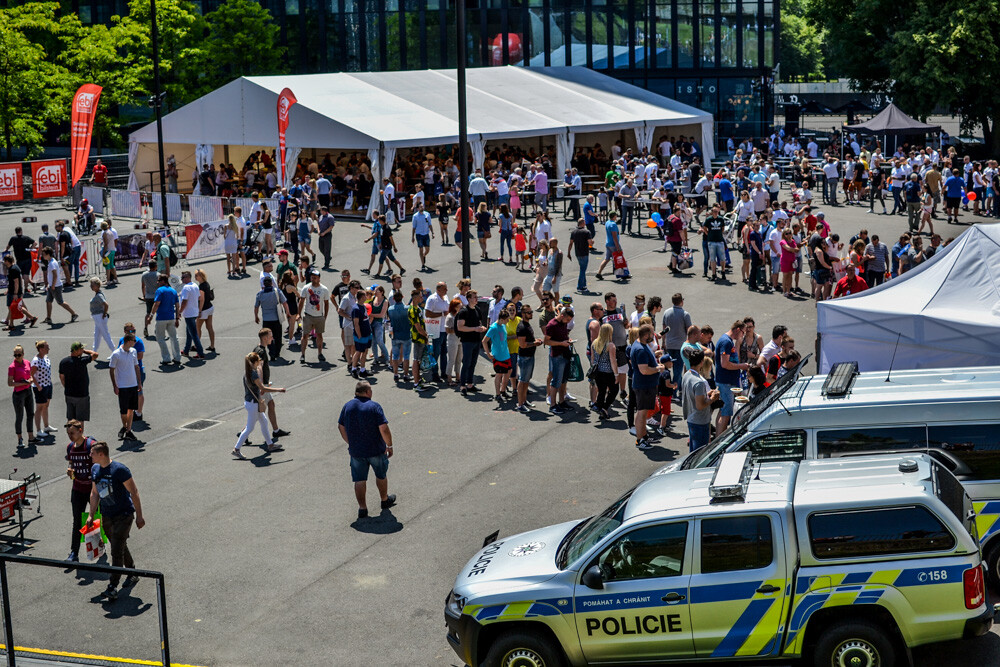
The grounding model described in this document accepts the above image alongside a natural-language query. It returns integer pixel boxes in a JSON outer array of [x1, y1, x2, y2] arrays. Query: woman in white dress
[[224, 214, 240, 277]]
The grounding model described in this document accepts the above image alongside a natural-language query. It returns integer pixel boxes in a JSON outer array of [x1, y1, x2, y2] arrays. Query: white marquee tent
[[817, 224, 1000, 373], [128, 66, 715, 214]]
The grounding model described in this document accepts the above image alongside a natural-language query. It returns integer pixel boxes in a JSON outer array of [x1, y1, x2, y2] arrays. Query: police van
[[445, 453, 995, 667], [655, 360, 1000, 587]]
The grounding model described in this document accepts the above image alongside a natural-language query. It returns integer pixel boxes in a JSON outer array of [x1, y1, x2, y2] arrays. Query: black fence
[[0, 554, 170, 667]]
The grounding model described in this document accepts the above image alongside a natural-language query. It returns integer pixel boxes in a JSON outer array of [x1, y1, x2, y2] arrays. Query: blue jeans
[[891, 186, 903, 214], [517, 355, 535, 383], [499, 230, 513, 257], [717, 382, 736, 417], [622, 206, 634, 232], [460, 340, 480, 386], [688, 421, 711, 451], [432, 332, 447, 379], [549, 354, 569, 388], [576, 254, 589, 291], [350, 454, 389, 482], [707, 242, 726, 270], [182, 316, 204, 355], [701, 236, 709, 274], [69, 246, 82, 284], [667, 348, 683, 389], [371, 320, 389, 363]]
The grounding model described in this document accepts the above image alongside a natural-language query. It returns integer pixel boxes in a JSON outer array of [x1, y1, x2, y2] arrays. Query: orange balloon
[[646, 219, 657, 228]]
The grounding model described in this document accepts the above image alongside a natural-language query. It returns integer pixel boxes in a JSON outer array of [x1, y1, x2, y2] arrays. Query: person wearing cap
[[653, 352, 676, 434], [297, 270, 330, 363], [275, 249, 295, 281], [145, 274, 180, 365], [59, 342, 99, 427]]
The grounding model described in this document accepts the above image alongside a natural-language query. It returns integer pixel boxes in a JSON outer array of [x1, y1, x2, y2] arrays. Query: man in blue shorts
[[338, 381, 397, 520], [410, 203, 435, 270]]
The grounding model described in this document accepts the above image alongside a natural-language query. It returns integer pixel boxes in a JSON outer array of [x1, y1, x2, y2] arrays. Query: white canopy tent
[[129, 66, 715, 215], [817, 224, 1000, 373]]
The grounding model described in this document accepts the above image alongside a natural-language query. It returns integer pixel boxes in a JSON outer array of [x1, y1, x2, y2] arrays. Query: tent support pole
[[456, 0, 471, 280], [150, 0, 169, 231]]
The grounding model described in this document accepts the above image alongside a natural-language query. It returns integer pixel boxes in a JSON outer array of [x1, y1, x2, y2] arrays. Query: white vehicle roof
[[628, 454, 939, 521]]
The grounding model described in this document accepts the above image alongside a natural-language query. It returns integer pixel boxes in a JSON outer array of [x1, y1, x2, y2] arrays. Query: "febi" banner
[[31, 160, 68, 198], [0, 163, 22, 202], [70, 84, 102, 186]]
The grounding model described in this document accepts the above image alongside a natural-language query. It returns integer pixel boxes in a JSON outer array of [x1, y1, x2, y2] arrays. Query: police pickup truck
[[445, 453, 996, 667]]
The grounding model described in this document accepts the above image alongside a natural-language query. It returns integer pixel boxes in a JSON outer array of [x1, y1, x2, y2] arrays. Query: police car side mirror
[[582, 565, 604, 590]]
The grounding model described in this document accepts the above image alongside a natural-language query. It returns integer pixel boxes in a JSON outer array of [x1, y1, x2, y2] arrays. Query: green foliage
[[0, 3, 69, 159], [779, 12, 825, 81], [204, 0, 286, 87], [811, 0, 1000, 150]]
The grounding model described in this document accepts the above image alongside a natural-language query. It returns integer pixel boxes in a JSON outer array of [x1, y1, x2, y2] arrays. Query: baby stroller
[[723, 210, 740, 250], [244, 225, 265, 264]]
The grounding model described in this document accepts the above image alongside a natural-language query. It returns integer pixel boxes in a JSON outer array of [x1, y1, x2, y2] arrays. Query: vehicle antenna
[[885, 332, 902, 383]]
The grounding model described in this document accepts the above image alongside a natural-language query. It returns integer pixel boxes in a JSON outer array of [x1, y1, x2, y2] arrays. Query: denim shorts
[[707, 241, 726, 267], [391, 339, 411, 361], [717, 383, 736, 417], [549, 354, 569, 388], [688, 421, 711, 451], [517, 355, 535, 381], [350, 454, 389, 482]]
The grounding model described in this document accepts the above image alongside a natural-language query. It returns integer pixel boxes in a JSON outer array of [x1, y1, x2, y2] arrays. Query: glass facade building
[[54, 0, 780, 145]]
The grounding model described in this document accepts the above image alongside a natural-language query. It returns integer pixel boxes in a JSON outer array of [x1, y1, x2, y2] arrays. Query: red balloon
[[967, 191, 977, 201]]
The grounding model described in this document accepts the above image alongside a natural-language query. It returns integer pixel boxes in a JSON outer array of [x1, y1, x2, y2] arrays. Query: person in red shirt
[[833, 270, 869, 298], [90, 159, 108, 186], [453, 206, 473, 246]]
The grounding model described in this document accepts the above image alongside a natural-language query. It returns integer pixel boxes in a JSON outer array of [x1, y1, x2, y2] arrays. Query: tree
[[204, 0, 286, 89], [59, 14, 150, 150], [779, 0, 825, 81], [0, 4, 70, 158], [811, 0, 1000, 152], [117, 0, 209, 112]]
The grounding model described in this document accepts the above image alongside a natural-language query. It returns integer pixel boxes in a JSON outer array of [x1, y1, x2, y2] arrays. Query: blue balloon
[[651, 212, 663, 226]]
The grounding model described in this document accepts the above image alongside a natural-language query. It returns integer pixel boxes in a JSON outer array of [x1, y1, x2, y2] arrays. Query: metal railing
[[0, 554, 170, 667]]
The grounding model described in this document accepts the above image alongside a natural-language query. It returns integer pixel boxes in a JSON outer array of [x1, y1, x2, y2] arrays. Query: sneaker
[[118, 427, 126, 439], [636, 438, 653, 451], [628, 426, 637, 436], [549, 405, 565, 414], [599, 408, 610, 420], [646, 417, 660, 426], [103, 585, 118, 601], [620, 389, 628, 402], [546, 395, 552, 405], [358, 508, 369, 519], [70, 314, 79, 322], [124, 431, 136, 441], [272, 429, 290, 437], [66, 551, 79, 562], [516, 404, 529, 413], [524, 401, 536, 408], [380, 494, 397, 510], [122, 575, 140, 589], [232, 448, 247, 460], [393, 373, 400, 382], [318, 353, 327, 362], [415, 382, 427, 391], [565, 392, 576, 401]]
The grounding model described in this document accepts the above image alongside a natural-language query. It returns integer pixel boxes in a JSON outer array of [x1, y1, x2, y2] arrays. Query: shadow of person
[[351, 509, 403, 535]]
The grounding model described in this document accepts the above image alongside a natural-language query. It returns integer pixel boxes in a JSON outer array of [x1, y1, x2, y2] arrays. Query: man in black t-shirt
[[568, 219, 593, 294], [3, 255, 37, 329], [701, 204, 728, 281], [5, 227, 35, 283], [514, 304, 542, 412], [455, 290, 486, 394], [58, 342, 99, 426], [251, 328, 290, 442]]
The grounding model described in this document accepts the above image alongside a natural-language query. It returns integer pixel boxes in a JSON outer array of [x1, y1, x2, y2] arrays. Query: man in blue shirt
[[87, 441, 144, 601], [410, 203, 435, 270], [338, 381, 396, 520], [630, 324, 663, 451], [718, 177, 734, 212], [714, 321, 749, 432], [315, 173, 332, 208], [387, 290, 411, 381], [482, 309, 512, 401], [143, 274, 180, 365], [944, 168, 965, 224], [594, 211, 622, 280], [582, 194, 598, 238]]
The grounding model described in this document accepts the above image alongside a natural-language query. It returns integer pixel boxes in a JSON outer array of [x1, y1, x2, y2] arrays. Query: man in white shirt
[[424, 281, 450, 382], [381, 177, 395, 218], [233, 206, 248, 274], [178, 271, 205, 358], [750, 181, 770, 215], [536, 215, 552, 244], [39, 246, 77, 325], [822, 158, 840, 205], [806, 139, 819, 158], [756, 325, 788, 367], [258, 258, 279, 289], [109, 335, 142, 440], [658, 138, 672, 164], [766, 166, 781, 204], [487, 285, 507, 325], [468, 170, 489, 207], [889, 160, 907, 215], [767, 218, 785, 290]]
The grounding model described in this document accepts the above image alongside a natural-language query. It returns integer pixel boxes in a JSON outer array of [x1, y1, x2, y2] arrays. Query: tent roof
[[818, 223, 1000, 327], [130, 66, 714, 153], [845, 102, 941, 135]]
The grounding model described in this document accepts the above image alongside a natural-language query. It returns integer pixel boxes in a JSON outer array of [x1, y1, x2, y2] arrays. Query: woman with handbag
[[589, 323, 618, 420], [475, 202, 492, 260], [233, 352, 285, 459]]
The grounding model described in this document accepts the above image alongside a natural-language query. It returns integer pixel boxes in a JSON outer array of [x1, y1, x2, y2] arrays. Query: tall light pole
[[456, 0, 471, 279], [149, 0, 169, 231]]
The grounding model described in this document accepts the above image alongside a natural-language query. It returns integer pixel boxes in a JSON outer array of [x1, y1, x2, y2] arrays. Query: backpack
[[168, 246, 178, 267]]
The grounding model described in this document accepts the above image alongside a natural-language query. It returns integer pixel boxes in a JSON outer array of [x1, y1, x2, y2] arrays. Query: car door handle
[[756, 584, 780, 595], [661, 592, 686, 602]]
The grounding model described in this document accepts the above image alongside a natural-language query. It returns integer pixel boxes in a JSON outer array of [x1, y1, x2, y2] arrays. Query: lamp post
[[149, 0, 168, 231], [456, 0, 471, 279]]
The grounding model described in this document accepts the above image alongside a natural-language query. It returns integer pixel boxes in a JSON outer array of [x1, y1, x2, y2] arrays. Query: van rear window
[[809, 506, 955, 559], [928, 424, 1000, 482]]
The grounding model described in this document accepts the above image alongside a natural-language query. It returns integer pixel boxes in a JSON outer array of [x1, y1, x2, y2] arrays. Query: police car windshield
[[557, 490, 633, 569]]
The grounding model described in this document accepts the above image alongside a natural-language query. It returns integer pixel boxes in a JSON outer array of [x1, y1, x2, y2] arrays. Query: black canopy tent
[[843, 103, 942, 158]]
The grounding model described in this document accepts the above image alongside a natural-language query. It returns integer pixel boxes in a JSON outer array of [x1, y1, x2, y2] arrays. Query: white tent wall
[[633, 125, 656, 153], [470, 139, 486, 174], [555, 131, 574, 177]]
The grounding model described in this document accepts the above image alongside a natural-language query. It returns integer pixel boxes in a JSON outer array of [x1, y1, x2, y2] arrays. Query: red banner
[[70, 83, 103, 186], [0, 163, 22, 202], [276, 87, 297, 186], [31, 160, 68, 198]]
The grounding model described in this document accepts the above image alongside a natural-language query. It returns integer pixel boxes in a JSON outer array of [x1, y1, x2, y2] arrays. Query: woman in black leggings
[[8, 344, 38, 449], [590, 324, 619, 420]]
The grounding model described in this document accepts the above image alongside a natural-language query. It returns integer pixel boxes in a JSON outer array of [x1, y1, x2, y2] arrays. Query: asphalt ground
[[0, 195, 995, 666]]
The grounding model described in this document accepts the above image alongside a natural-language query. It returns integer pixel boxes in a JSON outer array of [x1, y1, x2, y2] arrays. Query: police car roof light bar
[[710, 452, 752, 500], [822, 361, 860, 397]]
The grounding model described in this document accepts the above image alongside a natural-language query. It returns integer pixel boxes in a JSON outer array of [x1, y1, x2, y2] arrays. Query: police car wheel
[[984, 541, 1000, 590], [483, 631, 565, 667], [814, 621, 895, 667]]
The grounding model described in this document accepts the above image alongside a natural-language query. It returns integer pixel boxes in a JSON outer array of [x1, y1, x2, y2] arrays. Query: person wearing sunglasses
[[8, 345, 38, 448]]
